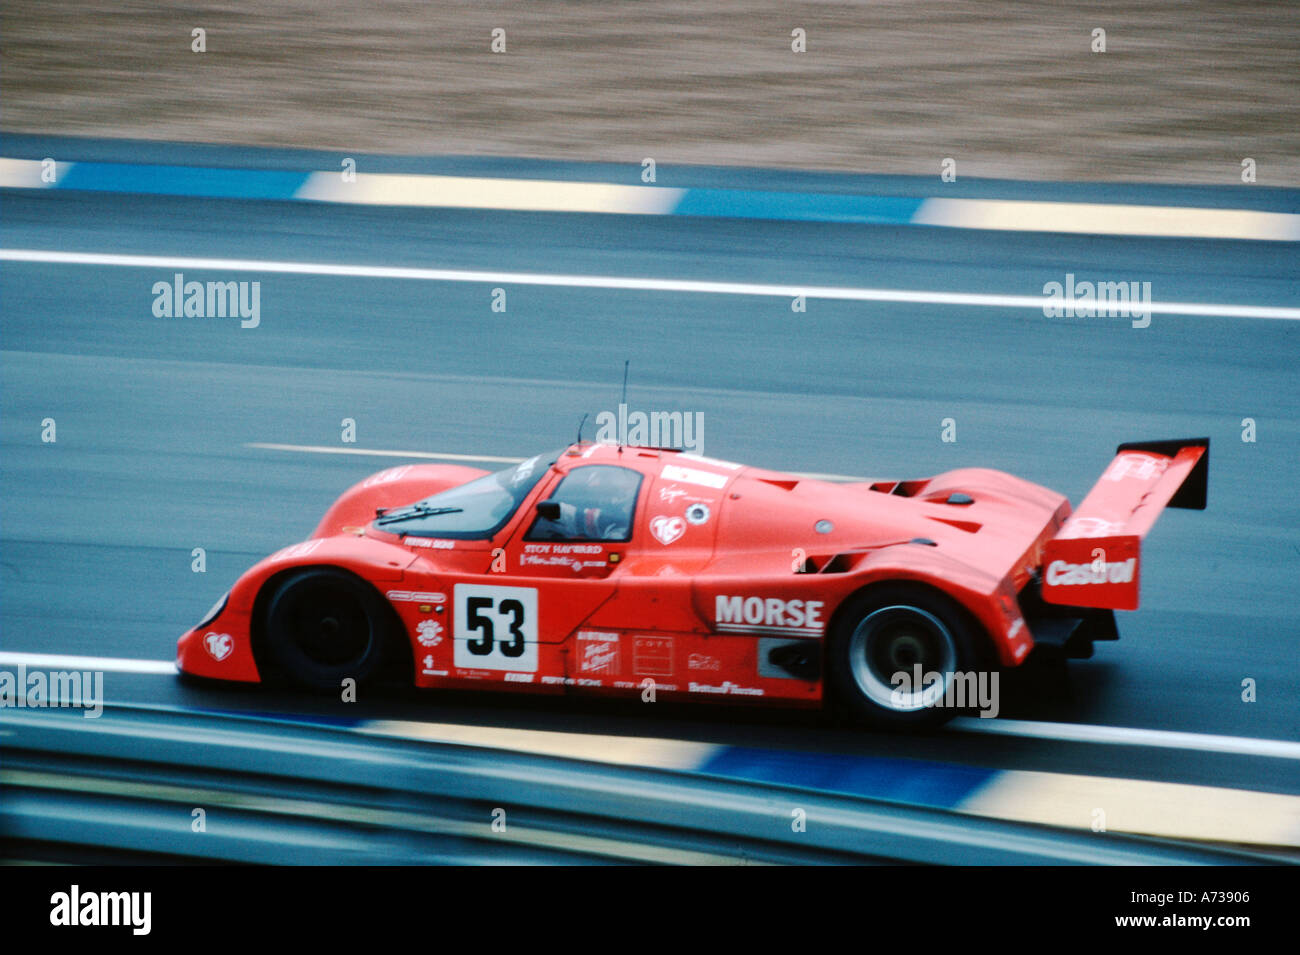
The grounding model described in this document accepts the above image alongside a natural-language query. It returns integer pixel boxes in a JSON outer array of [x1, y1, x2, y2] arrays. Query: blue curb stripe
[[698, 747, 998, 809], [4, 155, 1295, 239], [58, 162, 308, 200], [674, 188, 924, 225]]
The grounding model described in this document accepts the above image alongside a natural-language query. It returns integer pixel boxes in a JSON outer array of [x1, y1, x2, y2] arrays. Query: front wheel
[[263, 568, 396, 691], [828, 584, 985, 729]]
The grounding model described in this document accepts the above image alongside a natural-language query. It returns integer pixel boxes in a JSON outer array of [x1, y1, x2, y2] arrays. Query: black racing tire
[[263, 568, 397, 692], [828, 583, 985, 729]]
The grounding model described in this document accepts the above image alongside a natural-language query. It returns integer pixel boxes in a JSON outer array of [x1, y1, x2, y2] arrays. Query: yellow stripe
[[362, 720, 717, 771], [297, 172, 684, 215], [915, 198, 1300, 242], [0, 158, 60, 189], [962, 770, 1300, 846]]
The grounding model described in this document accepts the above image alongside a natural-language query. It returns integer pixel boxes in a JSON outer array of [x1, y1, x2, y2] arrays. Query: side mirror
[[535, 500, 561, 520]]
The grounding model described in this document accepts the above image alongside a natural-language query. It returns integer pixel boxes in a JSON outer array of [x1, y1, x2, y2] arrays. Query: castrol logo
[[1045, 557, 1136, 586]]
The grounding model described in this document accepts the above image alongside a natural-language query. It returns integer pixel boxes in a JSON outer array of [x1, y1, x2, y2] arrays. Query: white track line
[[2, 651, 1295, 760], [249, 443, 527, 465], [247, 442, 870, 482], [0, 652, 176, 675], [4, 248, 1299, 321], [951, 716, 1300, 760]]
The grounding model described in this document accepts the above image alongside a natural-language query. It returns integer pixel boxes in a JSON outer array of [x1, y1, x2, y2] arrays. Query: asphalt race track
[[2, 141, 1298, 804]]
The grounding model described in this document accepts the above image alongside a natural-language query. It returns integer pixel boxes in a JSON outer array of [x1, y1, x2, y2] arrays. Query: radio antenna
[[576, 412, 588, 446], [619, 360, 629, 454]]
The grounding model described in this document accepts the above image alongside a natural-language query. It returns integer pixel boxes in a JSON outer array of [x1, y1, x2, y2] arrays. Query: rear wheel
[[263, 568, 396, 691], [828, 584, 983, 729]]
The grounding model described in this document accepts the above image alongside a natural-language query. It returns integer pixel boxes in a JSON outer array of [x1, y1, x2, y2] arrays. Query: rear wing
[[1042, 438, 1208, 610]]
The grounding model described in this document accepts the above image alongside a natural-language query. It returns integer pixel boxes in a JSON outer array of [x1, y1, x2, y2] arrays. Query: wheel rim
[[282, 581, 372, 667], [848, 605, 957, 712]]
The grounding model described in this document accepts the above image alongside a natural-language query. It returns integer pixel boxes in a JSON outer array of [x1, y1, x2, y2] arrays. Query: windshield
[[373, 451, 561, 539]]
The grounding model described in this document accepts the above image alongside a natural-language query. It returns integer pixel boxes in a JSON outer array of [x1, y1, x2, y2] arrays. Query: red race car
[[178, 438, 1207, 726]]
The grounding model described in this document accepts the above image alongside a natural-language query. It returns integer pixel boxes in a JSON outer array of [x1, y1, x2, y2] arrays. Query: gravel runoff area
[[3, 1, 1298, 185]]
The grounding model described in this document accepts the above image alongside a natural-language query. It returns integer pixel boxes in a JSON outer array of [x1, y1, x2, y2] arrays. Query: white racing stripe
[[4, 248, 1300, 321], [2, 651, 1295, 760], [951, 716, 1300, 760], [246, 442, 869, 482], [0, 652, 177, 675]]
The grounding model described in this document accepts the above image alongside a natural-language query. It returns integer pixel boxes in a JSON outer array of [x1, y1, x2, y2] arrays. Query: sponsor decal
[[524, 543, 603, 554], [578, 630, 621, 674], [714, 595, 825, 634], [520, 554, 607, 571], [416, 619, 444, 646], [1046, 557, 1136, 586], [659, 484, 711, 505], [522, 542, 606, 571], [1060, 516, 1128, 538], [386, 590, 447, 603], [688, 681, 764, 696], [362, 465, 413, 488], [684, 502, 710, 525], [521, 552, 573, 565], [405, 537, 456, 549], [541, 675, 603, 686], [510, 455, 540, 486], [650, 515, 686, 545], [504, 673, 534, 683], [204, 631, 233, 662], [633, 637, 673, 677], [659, 485, 688, 504], [1104, 453, 1168, 483], [615, 680, 678, 691], [661, 464, 727, 490], [688, 652, 721, 671], [420, 655, 448, 676]]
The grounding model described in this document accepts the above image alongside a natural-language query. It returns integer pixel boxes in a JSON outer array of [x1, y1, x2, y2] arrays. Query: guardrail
[[0, 704, 1272, 865]]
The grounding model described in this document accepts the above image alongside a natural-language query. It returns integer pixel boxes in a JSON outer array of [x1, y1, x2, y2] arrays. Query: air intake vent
[[927, 516, 981, 533]]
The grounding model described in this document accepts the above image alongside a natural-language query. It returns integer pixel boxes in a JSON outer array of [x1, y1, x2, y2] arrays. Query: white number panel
[[453, 584, 540, 672]]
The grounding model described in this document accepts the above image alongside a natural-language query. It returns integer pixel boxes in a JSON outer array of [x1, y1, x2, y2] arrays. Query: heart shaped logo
[[204, 631, 233, 662], [650, 515, 685, 545]]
